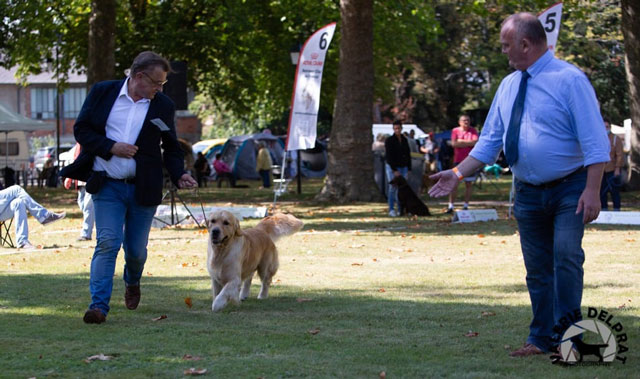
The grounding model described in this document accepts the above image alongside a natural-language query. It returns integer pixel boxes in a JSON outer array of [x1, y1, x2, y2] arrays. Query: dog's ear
[[233, 217, 243, 237]]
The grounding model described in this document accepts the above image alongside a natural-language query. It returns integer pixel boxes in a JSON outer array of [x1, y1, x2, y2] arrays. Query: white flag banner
[[286, 22, 336, 151], [538, 2, 563, 54]]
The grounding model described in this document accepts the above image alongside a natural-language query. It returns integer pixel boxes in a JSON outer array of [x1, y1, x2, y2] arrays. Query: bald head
[[503, 13, 547, 47], [500, 12, 548, 71]]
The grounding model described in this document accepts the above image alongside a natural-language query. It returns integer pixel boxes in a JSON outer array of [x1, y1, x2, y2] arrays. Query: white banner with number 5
[[538, 2, 563, 54], [286, 22, 336, 151]]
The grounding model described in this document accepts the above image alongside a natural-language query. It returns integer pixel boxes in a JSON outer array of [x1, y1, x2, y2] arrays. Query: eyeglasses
[[140, 71, 168, 87]]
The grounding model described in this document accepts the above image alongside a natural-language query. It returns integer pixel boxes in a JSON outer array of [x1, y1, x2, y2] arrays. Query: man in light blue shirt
[[429, 12, 610, 357]]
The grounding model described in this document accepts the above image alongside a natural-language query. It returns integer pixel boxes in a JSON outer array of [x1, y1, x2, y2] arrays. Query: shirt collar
[[119, 77, 150, 103], [525, 49, 553, 79]]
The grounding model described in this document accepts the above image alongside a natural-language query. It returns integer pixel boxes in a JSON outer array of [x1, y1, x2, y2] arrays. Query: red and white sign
[[285, 22, 336, 151], [538, 2, 563, 54]]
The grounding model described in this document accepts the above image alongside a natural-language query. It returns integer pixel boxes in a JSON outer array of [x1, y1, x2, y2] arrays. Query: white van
[[0, 131, 31, 171], [372, 124, 427, 139]]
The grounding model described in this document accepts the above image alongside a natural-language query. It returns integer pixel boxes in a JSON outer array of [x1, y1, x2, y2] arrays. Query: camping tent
[[0, 102, 54, 168], [219, 132, 284, 180]]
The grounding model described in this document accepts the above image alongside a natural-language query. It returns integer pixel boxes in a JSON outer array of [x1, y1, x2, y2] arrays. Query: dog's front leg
[[212, 278, 241, 312], [240, 273, 253, 301]]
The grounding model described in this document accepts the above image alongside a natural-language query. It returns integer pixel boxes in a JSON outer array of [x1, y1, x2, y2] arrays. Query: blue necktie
[[505, 71, 530, 167]]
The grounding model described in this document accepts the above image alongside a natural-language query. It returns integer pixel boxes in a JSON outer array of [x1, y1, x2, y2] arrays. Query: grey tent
[[0, 102, 54, 167], [219, 132, 284, 180]]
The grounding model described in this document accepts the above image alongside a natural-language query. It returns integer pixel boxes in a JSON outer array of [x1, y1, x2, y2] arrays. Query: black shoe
[[125, 285, 141, 310], [83, 309, 106, 324]]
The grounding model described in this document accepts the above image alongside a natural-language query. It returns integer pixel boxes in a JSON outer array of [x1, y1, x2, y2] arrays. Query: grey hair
[[503, 12, 547, 47], [129, 51, 171, 75]]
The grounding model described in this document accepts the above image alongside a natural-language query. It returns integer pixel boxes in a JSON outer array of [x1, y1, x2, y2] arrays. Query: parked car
[[34, 144, 74, 171]]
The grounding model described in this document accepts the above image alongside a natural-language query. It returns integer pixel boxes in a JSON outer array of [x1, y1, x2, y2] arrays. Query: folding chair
[[0, 217, 15, 248]]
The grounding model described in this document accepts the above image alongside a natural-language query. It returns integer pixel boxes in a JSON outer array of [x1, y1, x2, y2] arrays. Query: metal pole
[[55, 36, 61, 185], [296, 152, 301, 194]]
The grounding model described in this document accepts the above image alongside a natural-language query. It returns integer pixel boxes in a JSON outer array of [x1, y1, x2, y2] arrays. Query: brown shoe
[[124, 285, 141, 310], [509, 343, 545, 357], [83, 309, 106, 324]]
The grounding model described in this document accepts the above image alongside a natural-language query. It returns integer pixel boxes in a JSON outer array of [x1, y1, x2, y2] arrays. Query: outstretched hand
[[428, 170, 458, 198]]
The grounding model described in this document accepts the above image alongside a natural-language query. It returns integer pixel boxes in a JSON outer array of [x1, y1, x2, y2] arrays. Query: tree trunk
[[87, 0, 116, 88], [622, 0, 640, 189], [317, 0, 382, 202]]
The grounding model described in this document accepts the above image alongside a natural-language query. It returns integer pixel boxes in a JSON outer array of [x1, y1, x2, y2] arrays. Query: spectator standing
[[256, 142, 272, 188], [447, 115, 479, 213], [193, 152, 211, 187], [384, 120, 411, 217], [63, 143, 95, 241], [429, 13, 609, 357], [601, 120, 624, 210]]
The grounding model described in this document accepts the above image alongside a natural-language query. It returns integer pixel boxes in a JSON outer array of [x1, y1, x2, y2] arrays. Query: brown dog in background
[[389, 175, 431, 216], [206, 210, 303, 312]]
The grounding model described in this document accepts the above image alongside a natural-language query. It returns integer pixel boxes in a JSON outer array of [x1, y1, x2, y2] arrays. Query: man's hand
[[177, 173, 197, 189], [393, 170, 401, 177], [110, 142, 138, 159], [428, 170, 458, 198], [576, 188, 601, 224]]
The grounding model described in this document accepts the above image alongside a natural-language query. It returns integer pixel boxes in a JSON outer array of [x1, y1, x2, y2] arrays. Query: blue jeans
[[600, 171, 621, 210], [513, 171, 587, 352], [0, 185, 53, 246], [77, 187, 95, 239], [385, 165, 409, 212], [89, 179, 157, 315]]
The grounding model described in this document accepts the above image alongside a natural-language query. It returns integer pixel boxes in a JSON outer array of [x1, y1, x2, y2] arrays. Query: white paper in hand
[[150, 118, 170, 131]]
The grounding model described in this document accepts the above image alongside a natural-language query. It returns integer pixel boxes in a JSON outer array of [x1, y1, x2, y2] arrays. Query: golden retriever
[[206, 210, 303, 312]]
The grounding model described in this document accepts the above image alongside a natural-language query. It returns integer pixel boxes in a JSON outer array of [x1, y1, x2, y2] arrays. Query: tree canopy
[[0, 0, 630, 133]]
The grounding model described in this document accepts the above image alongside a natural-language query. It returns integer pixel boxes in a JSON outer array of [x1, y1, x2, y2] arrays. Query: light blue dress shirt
[[470, 50, 610, 185]]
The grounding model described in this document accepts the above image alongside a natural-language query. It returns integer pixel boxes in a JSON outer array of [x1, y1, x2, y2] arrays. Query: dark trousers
[[259, 170, 271, 188], [600, 171, 621, 210]]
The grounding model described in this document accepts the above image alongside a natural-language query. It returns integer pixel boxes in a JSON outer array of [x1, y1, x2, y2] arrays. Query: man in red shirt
[[447, 115, 478, 213]]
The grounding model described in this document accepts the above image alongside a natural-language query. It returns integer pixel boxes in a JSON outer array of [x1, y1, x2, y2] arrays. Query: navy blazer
[[60, 79, 185, 206]]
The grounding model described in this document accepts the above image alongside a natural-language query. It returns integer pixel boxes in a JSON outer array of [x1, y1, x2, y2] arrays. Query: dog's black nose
[[211, 228, 220, 239]]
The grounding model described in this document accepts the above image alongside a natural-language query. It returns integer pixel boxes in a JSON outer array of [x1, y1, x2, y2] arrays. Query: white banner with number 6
[[538, 2, 563, 54], [286, 22, 336, 151]]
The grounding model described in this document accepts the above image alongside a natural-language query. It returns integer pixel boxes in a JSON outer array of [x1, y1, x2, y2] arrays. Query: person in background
[[193, 152, 211, 187], [447, 114, 479, 213], [63, 143, 95, 241], [600, 120, 624, 211], [0, 185, 65, 249], [213, 153, 236, 188], [384, 120, 411, 217], [256, 142, 272, 188]]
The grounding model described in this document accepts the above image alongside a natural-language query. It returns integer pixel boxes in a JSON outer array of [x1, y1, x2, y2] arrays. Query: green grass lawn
[[0, 178, 638, 377]]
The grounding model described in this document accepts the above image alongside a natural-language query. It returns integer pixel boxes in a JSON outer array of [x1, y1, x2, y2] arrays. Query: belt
[[107, 177, 136, 184], [519, 167, 586, 190]]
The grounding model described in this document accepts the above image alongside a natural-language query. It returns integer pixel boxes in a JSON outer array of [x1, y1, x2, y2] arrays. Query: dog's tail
[[256, 213, 304, 242]]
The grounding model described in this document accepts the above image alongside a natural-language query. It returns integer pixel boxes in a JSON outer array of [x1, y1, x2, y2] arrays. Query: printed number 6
[[319, 32, 328, 50], [544, 12, 556, 33]]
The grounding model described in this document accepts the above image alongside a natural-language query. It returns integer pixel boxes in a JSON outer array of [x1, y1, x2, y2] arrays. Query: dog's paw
[[212, 299, 226, 312]]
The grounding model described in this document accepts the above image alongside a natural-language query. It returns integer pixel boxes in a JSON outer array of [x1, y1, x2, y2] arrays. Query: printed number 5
[[544, 12, 556, 33]]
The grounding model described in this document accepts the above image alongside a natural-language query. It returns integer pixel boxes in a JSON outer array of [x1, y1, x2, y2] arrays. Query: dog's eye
[[209, 219, 216, 224], [223, 220, 230, 225]]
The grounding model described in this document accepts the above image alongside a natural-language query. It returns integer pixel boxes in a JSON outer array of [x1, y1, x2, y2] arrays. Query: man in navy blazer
[[61, 51, 197, 324]]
